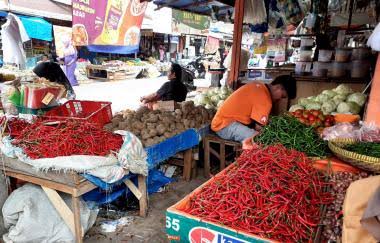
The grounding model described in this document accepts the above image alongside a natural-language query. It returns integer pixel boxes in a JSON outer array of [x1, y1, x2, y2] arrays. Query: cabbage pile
[[194, 86, 233, 109], [289, 84, 367, 115]]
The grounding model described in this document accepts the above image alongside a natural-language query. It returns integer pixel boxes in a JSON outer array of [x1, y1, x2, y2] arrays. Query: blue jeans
[[216, 122, 257, 142]]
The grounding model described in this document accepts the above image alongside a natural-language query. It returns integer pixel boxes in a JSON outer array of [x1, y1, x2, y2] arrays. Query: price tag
[[41, 92, 55, 105]]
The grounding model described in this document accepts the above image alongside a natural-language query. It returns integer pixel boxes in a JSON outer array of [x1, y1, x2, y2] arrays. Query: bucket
[[351, 47, 371, 60], [335, 48, 351, 62], [312, 62, 328, 77], [331, 62, 347, 77], [351, 60, 370, 78], [318, 50, 333, 62]]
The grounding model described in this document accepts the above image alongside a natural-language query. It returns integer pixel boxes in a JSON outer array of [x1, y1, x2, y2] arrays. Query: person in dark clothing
[[140, 63, 188, 106]]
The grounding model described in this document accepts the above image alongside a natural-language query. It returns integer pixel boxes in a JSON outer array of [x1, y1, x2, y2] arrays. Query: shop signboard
[[53, 25, 72, 58], [172, 9, 210, 36], [72, 0, 147, 47]]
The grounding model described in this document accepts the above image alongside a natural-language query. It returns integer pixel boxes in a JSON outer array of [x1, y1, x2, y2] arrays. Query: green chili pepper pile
[[254, 115, 329, 157], [344, 142, 380, 158]]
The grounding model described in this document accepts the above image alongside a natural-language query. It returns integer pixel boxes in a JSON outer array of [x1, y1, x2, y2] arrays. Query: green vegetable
[[344, 142, 380, 158], [298, 98, 310, 106], [334, 84, 354, 96], [346, 93, 367, 107], [332, 94, 347, 106], [321, 101, 337, 115], [289, 104, 304, 112], [254, 115, 329, 157], [322, 90, 337, 98], [316, 93, 330, 103], [337, 102, 351, 113], [305, 102, 321, 110], [347, 101, 361, 115]]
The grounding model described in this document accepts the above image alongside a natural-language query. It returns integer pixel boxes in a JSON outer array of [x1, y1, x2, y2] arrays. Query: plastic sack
[[322, 123, 357, 141], [242, 0, 267, 25], [355, 122, 380, 142], [1, 85, 19, 115], [367, 23, 380, 51], [2, 184, 98, 243]]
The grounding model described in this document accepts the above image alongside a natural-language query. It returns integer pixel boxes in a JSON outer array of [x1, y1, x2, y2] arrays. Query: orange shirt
[[211, 82, 272, 132]]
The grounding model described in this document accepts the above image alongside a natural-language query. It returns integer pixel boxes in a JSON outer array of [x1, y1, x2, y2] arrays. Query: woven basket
[[328, 138, 380, 173]]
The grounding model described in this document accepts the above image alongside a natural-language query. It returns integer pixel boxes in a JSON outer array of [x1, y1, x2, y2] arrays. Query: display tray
[[166, 163, 326, 243]]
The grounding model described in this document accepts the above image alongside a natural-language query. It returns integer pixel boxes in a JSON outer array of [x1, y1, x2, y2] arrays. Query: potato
[[103, 123, 113, 131], [169, 123, 176, 131], [133, 121, 144, 130], [156, 124, 166, 135], [146, 114, 159, 123], [164, 132, 172, 138], [146, 123, 155, 130], [148, 129, 158, 137], [174, 109, 182, 116], [145, 138, 155, 147], [183, 119, 191, 128], [141, 131, 151, 140], [176, 123, 185, 131], [118, 121, 128, 130], [112, 119, 120, 127]]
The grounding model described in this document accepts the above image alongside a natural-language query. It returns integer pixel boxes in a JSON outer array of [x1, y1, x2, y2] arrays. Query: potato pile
[[105, 101, 215, 147]]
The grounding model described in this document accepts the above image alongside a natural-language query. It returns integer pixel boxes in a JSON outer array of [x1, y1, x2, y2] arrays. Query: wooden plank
[[124, 179, 142, 200], [220, 142, 226, 170], [191, 158, 197, 179], [73, 180, 98, 197], [72, 196, 83, 243], [204, 139, 211, 178], [365, 55, 380, 126], [228, 0, 244, 88], [209, 148, 221, 160], [1, 156, 83, 186], [183, 149, 192, 182], [4, 170, 74, 194], [42, 186, 76, 236], [138, 175, 148, 217]]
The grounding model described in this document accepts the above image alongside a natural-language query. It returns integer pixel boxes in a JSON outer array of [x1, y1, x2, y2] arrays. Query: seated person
[[211, 75, 297, 143], [140, 63, 188, 107]]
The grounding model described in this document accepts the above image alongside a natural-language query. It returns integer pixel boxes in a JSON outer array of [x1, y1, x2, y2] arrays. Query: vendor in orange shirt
[[211, 75, 297, 143]]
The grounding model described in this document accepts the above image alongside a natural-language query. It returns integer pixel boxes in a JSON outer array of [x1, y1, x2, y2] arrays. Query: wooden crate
[[86, 65, 127, 81]]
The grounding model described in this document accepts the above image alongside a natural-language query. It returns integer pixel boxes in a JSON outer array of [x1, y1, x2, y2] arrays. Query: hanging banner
[[172, 9, 210, 36], [72, 0, 147, 46], [53, 25, 72, 57], [204, 36, 219, 54]]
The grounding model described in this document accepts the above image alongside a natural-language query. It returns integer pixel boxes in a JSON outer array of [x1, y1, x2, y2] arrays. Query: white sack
[[2, 184, 98, 243], [367, 22, 380, 51]]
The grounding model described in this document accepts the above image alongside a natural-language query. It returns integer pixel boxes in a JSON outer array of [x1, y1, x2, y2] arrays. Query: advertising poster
[[266, 38, 287, 62], [72, 0, 147, 47], [53, 25, 72, 57], [172, 9, 210, 36]]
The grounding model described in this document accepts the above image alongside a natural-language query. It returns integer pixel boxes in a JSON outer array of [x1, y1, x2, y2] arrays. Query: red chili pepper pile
[[7, 118, 31, 138], [182, 145, 332, 242], [12, 120, 123, 159]]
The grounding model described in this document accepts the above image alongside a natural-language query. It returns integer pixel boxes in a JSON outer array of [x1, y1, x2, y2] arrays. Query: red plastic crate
[[43, 100, 112, 127]]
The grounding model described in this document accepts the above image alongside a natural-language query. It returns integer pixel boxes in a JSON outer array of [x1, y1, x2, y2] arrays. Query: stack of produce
[[254, 115, 329, 157], [105, 101, 215, 147], [12, 120, 123, 159], [193, 86, 233, 109], [289, 84, 367, 115], [6, 118, 31, 137], [290, 109, 335, 131], [182, 145, 332, 242], [322, 171, 369, 242]]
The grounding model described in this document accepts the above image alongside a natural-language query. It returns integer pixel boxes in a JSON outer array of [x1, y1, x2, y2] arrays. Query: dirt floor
[[84, 175, 207, 243]]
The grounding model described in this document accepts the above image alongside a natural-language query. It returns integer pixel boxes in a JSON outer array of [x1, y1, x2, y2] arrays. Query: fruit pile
[[290, 109, 335, 132]]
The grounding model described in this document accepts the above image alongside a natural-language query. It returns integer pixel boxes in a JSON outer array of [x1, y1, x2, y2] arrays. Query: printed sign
[[53, 25, 72, 57], [172, 9, 210, 35], [189, 227, 249, 243], [266, 38, 287, 62], [72, 0, 147, 46]]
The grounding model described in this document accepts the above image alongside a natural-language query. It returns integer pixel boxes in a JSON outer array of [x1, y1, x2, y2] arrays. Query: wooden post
[[72, 196, 83, 243], [183, 149, 192, 181], [220, 141, 226, 170], [138, 175, 148, 217], [365, 54, 380, 126], [228, 0, 244, 89], [204, 138, 211, 178]]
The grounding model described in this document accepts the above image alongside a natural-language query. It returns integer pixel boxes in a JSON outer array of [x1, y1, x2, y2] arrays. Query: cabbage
[[298, 98, 309, 106], [346, 92, 367, 107], [220, 86, 229, 95], [321, 101, 337, 115], [217, 100, 224, 108], [334, 84, 354, 95], [347, 101, 361, 114], [205, 104, 214, 109], [210, 95, 220, 103], [316, 94, 330, 103], [305, 102, 321, 110], [307, 96, 318, 103], [321, 90, 337, 98], [337, 102, 351, 113], [332, 94, 347, 106], [289, 104, 304, 112]]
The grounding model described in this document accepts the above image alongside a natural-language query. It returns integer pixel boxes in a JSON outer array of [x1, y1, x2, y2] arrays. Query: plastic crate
[[43, 100, 112, 126]]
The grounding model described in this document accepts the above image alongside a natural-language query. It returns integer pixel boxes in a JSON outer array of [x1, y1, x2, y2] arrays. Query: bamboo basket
[[328, 138, 380, 172]]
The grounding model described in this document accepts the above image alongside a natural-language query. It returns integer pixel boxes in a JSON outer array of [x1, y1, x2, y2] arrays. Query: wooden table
[[0, 156, 148, 243]]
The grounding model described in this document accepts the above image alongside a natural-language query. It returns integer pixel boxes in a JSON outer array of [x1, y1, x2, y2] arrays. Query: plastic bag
[[0, 85, 18, 115], [322, 123, 357, 140], [355, 122, 380, 142], [367, 22, 380, 51]]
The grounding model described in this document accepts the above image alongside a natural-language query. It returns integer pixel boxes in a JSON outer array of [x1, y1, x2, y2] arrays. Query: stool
[[168, 148, 197, 181], [203, 134, 242, 177]]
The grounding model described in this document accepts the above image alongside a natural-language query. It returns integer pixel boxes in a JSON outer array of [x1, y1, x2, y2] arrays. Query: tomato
[[308, 114, 316, 122], [324, 121, 332, 127], [318, 114, 325, 121], [312, 110, 320, 117], [299, 118, 307, 124], [294, 110, 303, 116]]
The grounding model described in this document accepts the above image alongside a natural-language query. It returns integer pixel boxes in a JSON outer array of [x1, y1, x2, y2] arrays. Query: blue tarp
[[18, 15, 52, 41], [0, 11, 7, 18], [87, 45, 139, 55]]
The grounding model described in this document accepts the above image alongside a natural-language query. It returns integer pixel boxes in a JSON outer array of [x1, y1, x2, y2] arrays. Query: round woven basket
[[328, 138, 380, 172]]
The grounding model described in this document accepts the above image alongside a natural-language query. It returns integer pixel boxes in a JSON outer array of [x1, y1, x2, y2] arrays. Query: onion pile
[[322, 171, 369, 241]]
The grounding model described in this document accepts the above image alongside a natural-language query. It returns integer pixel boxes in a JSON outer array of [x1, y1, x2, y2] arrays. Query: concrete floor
[[85, 176, 207, 243], [74, 77, 168, 113]]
